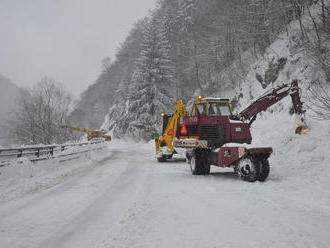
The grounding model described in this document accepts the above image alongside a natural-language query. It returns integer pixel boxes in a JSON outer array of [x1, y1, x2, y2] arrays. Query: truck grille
[[182, 124, 226, 145], [200, 125, 218, 140], [200, 124, 226, 141], [187, 125, 198, 136]]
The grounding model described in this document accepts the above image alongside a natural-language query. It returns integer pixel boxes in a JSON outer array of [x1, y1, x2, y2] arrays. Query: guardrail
[[0, 140, 106, 166]]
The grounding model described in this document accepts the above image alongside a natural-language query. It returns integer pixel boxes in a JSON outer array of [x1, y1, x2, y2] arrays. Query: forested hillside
[[70, 0, 330, 140], [0, 74, 19, 145]]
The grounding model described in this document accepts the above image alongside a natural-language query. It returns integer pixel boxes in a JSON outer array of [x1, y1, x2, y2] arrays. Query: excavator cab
[[190, 98, 232, 117], [160, 113, 173, 135]]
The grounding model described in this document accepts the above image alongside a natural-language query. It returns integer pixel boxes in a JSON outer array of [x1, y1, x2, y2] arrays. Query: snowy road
[[0, 142, 329, 248]]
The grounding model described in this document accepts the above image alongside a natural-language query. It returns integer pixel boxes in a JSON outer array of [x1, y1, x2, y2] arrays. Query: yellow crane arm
[[62, 125, 95, 134], [155, 101, 187, 154], [62, 125, 112, 141]]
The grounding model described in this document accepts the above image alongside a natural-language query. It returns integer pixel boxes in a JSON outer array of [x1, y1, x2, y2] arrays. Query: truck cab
[[190, 97, 232, 116], [178, 97, 252, 149]]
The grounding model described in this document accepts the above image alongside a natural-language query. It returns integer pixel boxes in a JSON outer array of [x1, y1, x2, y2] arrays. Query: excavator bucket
[[295, 125, 311, 134], [294, 115, 311, 135]]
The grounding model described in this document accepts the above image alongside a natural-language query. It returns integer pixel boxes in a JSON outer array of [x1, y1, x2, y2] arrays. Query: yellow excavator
[[61, 125, 111, 141], [154, 101, 188, 162]]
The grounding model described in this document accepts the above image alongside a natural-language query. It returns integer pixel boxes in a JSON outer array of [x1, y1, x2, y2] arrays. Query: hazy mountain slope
[[69, 20, 145, 130], [71, 0, 329, 141], [0, 74, 19, 145], [71, 0, 293, 135]]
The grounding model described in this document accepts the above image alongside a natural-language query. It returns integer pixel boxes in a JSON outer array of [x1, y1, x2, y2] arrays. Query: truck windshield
[[194, 103, 207, 115], [208, 102, 231, 116], [192, 102, 231, 116]]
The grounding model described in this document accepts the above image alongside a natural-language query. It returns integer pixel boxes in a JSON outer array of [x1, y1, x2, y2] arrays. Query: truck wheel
[[157, 153, 173, 163], [190, 149, 210, 175], [201, 149, 210, 175], [157, 156, 167, 162], [258, 160, 270, 182], [190, 154, 201, 175], [202, 163, 211, 175], [237, 157, 260, 182], [186, 152, 191, 162]]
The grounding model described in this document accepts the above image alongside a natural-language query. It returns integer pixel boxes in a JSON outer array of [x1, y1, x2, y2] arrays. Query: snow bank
[[229, 5, 330, 214], [0, 143, 110, 203], [249, 110, 330, 208]]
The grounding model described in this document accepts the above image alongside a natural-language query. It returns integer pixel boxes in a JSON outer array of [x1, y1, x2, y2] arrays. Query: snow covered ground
[[0, 142, 108, 202], [0, 119, 329, 248]]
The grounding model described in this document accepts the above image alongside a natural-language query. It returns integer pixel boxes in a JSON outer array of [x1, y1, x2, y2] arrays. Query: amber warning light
[[198, 96, 203, 101]]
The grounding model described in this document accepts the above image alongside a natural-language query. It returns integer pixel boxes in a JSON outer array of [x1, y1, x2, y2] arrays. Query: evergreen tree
[[73, 0, 307, 141], [102, 80, 130, 138], [125, 17, 175, 141], [177, 0, 196, 33]]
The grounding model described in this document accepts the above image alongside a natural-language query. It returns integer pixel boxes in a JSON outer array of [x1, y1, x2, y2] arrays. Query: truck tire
[[237, 157, 260, 182], [202, 162, 211, 175], [233, 163, 239, 174], [189, 155, 200, 175], [157, 156, 167, 162], [201, 149, 211, 175], [157, 154, 173, 163], [190, 149, 210, 175], [258, 160, 270, 182]]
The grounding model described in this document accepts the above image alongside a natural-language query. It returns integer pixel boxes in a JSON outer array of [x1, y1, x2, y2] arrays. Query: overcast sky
[[0, 0, 156, 96]]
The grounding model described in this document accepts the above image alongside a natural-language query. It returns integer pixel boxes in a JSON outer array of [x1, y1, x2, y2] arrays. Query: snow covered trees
[[308, 81, 330, 120], [71, 0, 330, 142], [133, 16, 175, 97], [100, 0, 302, 141], [8, 77, 74, 145], [106, 16, 175, 141]]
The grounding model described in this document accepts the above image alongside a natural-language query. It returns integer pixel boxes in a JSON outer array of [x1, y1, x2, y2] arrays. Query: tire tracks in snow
[[0, 148, 140, 248], [33, 147, 154, 248], [98, 151, 156, 248], [0, 149, 119, 218], [0, 146, 113, 204]]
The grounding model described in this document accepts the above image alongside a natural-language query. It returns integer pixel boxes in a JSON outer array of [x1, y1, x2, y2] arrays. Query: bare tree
[[300, 0, 330, 81], [101, 57, 112, 73], [8, 77, 74, 145], [307, 80, 330, 120]]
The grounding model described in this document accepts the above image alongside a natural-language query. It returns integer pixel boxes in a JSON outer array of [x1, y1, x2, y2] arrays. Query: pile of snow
[[249, 110, 330, 208], [228, 7, 330, 214]]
